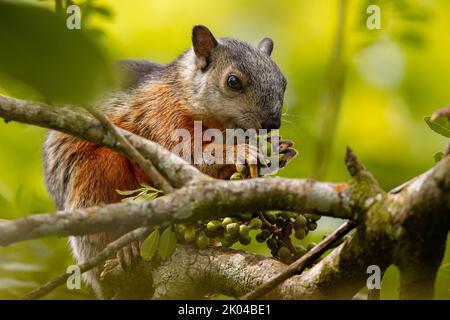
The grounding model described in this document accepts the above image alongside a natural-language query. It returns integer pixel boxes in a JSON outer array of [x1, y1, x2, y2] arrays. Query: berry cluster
[[174, 211, 321, 263]]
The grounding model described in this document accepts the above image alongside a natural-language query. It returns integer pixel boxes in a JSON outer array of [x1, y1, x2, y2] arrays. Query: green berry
[[220, 237, 233, 247], [230, 172, 242, 180], [206, 220, 222, 231], [293, 215, 307, 230], [175, 224, 187, 236], [239, 224, 250, 237], [184, 228, 197, 243], [224, 232, 238, 242], [196, 232, 208, 249], [239, 235, 251, 245], [263, 211, 277, 224], [294, 228, 306, 240], [255, 229, 271, 242], [222, 217, 233, 227], [277, 246, 291, 261], [248, 218, 262, 230], [226, 222, 239, 235], [267, 238, 278, 252]]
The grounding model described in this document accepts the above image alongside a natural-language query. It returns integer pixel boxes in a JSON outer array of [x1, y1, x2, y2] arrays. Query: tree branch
[[0, 178, 356, 247], [390, 155, 450, 299], [0, 94, 206, 187]]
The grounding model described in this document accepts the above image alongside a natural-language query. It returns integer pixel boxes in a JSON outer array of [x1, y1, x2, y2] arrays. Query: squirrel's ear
[[192, 25, 218, 64], [257, 37, 273, 56]]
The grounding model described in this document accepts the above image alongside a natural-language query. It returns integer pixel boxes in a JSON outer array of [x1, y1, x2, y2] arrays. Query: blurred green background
[[0, 0, 449, 299]]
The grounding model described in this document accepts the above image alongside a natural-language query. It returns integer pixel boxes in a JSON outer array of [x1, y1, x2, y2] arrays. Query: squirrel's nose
[[262, 117, 281, 130]]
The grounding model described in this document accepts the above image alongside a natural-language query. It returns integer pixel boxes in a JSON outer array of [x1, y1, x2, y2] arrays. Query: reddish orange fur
[[66, 83, 198, 209]]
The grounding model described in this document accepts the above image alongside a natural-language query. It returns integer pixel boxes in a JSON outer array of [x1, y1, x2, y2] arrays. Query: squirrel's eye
[[227, 75, 243, 91]]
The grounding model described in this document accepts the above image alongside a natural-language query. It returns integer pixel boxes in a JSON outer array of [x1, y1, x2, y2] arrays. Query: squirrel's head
[[178, 25, 286, 131]]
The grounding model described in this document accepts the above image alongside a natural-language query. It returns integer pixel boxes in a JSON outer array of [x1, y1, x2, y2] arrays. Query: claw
[[233, 144, 268, 179], [248, 163, 258, 178], [131, 240, 140, 257], [279, 148, 298, 168], [278, 140, 294, 153], [116, 240, 141, 271]]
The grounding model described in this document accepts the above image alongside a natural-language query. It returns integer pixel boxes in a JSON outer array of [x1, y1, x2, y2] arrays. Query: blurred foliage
[[0, 0, 449, 299], [0, 0, 114, 104]]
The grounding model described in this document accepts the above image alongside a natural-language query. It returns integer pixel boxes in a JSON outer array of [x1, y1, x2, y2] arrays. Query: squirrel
[[44, 25, 295, 299]]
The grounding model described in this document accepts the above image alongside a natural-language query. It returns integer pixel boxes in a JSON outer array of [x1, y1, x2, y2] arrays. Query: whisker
[[282, 113, 312, 119], [281, 118, 295, 125]]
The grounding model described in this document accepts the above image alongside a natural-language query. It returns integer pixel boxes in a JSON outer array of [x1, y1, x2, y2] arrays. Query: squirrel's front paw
[[116, 240, 142, 271], [234, 144, 268, 178], [274, 139, 298, 168]]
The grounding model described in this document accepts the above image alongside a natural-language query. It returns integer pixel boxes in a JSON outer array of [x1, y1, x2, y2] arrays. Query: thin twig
[[86, 106, 174, 193], [20, 227, 150, 300], [241, 219, 355, 300]]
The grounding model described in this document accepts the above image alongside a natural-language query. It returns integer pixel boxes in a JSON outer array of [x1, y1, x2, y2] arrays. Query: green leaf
[[158, 226, 177, 260], [139, 182, 152, 188], [135, 192, 159, 201], [424, 116, 450, 138], [121, 196, 137, 202], [118, 183, 162, 202], [116, 188, 140, 196], [140, 228, 159, 261], [433, 151, 444, 163], [140, 182, 163, 194], [0, 2, 114, 104]]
